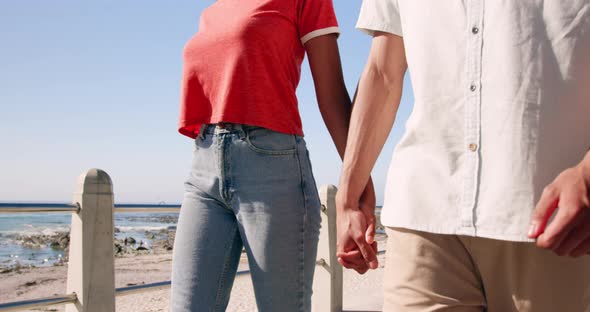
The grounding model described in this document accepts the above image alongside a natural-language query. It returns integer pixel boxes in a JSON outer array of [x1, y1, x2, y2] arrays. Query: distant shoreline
[[0, 213, 180, 271]]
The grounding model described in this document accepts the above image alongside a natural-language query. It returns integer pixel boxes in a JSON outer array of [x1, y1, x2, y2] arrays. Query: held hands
[[336, 179, 378, 274], [529, 154, 590, 257]]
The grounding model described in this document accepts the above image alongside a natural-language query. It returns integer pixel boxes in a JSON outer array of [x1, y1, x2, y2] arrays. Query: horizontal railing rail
[[114, 204, 181, 213], [0, 203, 79, 214], [0, 294, 77, 312], [114, 269, 251, 297], [0, 203, 184, 214]]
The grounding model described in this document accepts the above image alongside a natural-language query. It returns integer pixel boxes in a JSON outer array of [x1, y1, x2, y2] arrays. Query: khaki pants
[[384, 228, 590, 312]]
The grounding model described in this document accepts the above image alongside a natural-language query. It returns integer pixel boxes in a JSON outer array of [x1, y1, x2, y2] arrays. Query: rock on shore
[[3, 228, 177, 272]]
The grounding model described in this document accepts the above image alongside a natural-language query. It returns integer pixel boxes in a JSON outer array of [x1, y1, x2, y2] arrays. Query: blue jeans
[[171, 124, 322, 312]]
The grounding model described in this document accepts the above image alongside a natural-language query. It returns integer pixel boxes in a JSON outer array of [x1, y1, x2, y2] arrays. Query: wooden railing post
[[66, 169, 115, 312], [312, 185, 343, 312]]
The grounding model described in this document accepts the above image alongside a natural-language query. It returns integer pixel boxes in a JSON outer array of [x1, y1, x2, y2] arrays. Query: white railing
[[0, 169, 343, 312]]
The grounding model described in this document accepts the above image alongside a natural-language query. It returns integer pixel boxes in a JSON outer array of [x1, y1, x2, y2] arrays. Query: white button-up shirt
[[357, 0, 590, 242]]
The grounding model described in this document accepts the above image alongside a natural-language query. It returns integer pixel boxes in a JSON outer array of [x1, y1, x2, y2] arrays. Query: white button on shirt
[[357, 0, 590, 242]]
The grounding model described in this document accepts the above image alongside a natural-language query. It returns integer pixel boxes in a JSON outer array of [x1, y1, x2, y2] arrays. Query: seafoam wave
[[1, 225, 174, 236], [116, 225, 169, 232], [0, 225, 71, 237]]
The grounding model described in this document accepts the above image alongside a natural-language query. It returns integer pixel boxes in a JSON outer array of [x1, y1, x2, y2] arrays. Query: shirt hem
[[179, 116, 304, 138], [356, 22, 403, 37], [382, 221, 535, 243], [301, 26, 340, 45]]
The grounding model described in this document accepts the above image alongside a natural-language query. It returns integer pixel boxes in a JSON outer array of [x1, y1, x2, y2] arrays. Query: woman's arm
[[305, 34, 351, 158], [305, 35, 377, 273]]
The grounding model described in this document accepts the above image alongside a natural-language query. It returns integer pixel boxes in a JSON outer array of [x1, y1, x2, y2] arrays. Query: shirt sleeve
[[297, 0, 341, 45], [356, 0, 403, 37]]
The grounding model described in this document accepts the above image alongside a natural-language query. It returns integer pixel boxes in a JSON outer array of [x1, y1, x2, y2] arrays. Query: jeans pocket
[[304, 149, 320, 196], [243, 127, 297, 155], [195, 134, 213, 150]]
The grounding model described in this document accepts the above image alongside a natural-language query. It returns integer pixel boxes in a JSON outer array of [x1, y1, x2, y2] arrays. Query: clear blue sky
[[0, 1, 413, 204]]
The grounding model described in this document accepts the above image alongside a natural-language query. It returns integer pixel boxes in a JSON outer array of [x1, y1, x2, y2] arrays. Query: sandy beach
[[0, 237, 386, 312]]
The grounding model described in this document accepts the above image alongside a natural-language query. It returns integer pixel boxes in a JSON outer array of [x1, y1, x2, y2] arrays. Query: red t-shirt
[[178, 0, 340, 138]]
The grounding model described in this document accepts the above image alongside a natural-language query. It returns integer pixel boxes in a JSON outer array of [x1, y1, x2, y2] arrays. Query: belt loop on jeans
[[233, 124, 246, 139], [198, 124, 207, 140], [216, 122, 230, 130]]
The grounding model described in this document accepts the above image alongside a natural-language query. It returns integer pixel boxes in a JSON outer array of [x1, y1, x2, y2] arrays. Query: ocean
[[0, 212, 179, 269]]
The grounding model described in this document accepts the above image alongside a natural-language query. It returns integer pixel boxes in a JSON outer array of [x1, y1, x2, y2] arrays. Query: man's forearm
[[339, 67, 404, 205], [338, 33, 407, 206]]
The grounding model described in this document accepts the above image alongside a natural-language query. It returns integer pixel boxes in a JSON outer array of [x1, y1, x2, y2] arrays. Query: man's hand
[[336, 179, 378, 274], [529, 153, 590, 257]]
